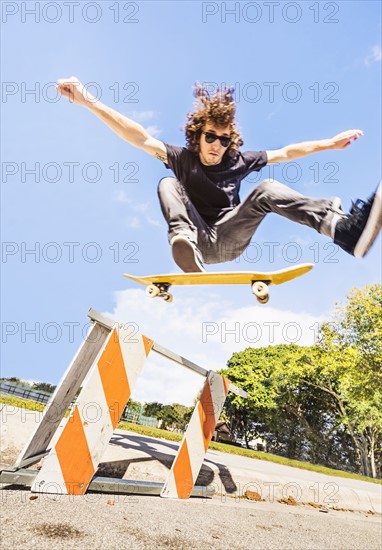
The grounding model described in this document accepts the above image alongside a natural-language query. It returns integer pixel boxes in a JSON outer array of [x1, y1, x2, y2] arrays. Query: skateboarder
[[56, 78, 381, 273]]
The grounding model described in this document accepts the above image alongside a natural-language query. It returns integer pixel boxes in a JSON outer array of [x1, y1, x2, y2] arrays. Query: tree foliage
[[142, 401, 193, 431], [31, 382, 56, 393], [220, 285, 382, 478], [142, 402, 163, 417]]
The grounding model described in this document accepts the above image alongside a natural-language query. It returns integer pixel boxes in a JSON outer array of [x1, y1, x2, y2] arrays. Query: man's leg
[[213, 178, 382, 261], [210, 179, 343, 262], [157, 177, 209, 272]]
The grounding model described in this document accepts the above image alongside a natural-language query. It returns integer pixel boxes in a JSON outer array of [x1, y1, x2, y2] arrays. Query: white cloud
[[113, 190, 131, 204], [145, 125, 162, 138], [104, 288, 326, 406], [132, 202, 149, 213], [126, 216, 141, 229], [112, 195, 163, 228], [302, 179, 320, 189], [266, 105, 282, 121], [365, 45, 382, 67], [127, 110, 156, 122], [128, 202, 162, 228], [124, 112, 163, 137], [341, 45, 382, 73], [146, 215, 164, 228]]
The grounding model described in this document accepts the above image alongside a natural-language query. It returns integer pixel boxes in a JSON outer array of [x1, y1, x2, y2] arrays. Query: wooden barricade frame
[[0, 308, 247, 499]]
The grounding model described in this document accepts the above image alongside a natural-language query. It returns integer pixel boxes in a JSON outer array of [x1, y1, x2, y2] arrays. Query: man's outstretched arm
[[56, 77, 168, 163], [266, 129, 363, 164]]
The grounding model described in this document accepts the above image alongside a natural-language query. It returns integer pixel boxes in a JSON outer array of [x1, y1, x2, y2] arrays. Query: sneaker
[[334, 181, 382, 258], [329, 196, 343, 238], [170, 235, 205, 272]]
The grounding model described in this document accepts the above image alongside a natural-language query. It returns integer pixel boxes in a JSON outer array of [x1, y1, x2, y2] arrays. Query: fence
[[0, 382, 52, 404]]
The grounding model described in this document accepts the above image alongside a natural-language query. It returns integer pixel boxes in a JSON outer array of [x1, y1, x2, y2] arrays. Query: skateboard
[[123, 263, 314, 304]]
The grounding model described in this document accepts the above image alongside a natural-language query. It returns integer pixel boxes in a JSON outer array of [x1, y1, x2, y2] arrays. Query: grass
[[0, 394, 46, 413], [2, 394, 381, 485]]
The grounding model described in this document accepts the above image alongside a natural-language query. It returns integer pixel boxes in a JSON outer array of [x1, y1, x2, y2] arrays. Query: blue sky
[[1, 1, 381, 405]]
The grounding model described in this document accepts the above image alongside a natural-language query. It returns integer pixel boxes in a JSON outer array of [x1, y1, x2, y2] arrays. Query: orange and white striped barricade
[[161, 371, 230, 499], [30, 323, 153, 495], [0, 308, 247, 498]]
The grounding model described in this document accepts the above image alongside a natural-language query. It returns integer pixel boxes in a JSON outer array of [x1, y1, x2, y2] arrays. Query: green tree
[[221, 284, 382, 478], [171, 403, 193, 430], [143, 402, 163, 417], [156, 403, 193, 430], [222, 345, 333, 458], [311, 284, 382, 477], [126, 400, 142, 413], [221, 345, 292, 450], [158, 405, 182, 430], [31, 382, 56, 393], [326, 284, 382, 369]]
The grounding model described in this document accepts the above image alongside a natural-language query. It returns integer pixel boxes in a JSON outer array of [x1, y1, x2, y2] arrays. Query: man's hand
[[55, 76, 167, 162], [330, 129, 364, 149], [55, 77, 97, 107]]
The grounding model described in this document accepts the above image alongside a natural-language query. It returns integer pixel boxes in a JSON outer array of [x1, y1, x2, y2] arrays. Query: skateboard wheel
[[251, 281, 268, 299], [257, 295, 269, 305], [146, 284, 160, 298], [162, 293, 173, 303]]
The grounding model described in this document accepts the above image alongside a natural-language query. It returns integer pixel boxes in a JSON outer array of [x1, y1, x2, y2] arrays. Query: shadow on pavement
[[97, 432, 238, 494]]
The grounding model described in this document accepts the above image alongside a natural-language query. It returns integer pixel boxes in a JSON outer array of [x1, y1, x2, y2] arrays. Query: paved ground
[[104, 430, 381, 513], [1, 488, 381, 550], [1, 405, 381, 549]]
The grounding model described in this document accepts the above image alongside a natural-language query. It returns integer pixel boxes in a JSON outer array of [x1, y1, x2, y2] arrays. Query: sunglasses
[[201, 131, 232, 148]]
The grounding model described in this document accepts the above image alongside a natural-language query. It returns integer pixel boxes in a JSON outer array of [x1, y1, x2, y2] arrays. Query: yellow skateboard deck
[[123, 263, 314, 304]]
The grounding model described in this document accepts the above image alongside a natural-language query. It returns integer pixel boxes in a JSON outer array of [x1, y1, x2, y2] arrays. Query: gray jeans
[[157, 177, 340, 264]]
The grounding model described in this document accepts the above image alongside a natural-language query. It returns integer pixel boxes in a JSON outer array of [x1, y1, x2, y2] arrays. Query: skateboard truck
[[251, 280, 271, 304], [146, 283, 174, 303]]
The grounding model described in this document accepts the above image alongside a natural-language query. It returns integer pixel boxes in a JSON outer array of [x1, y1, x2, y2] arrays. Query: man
[[56, 78, 381, 272]]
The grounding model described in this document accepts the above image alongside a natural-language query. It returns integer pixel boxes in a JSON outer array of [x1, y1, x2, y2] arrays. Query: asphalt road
[[1, 488, 381, 550], [1, 407, 381, 549], [104, 430, 381, 513]]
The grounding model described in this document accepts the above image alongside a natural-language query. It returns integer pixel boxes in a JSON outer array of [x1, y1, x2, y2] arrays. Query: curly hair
[[184, 83, 243, 157]]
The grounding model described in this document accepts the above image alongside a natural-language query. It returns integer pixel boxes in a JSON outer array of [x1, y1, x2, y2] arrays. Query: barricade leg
[[14, 322, 109, 469], [31, 324, 153, 495], [161, 371, 230, 499]]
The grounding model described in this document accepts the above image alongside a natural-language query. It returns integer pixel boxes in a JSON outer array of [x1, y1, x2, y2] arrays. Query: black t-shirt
[[164, 144, 268, 223]]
